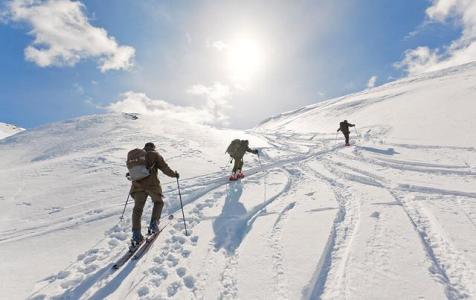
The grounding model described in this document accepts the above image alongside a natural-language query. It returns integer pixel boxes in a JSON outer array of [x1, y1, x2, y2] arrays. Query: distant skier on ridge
[[226, 139, 259, 181], [126, 142, 179, 247], [337, 120, 355, 146]]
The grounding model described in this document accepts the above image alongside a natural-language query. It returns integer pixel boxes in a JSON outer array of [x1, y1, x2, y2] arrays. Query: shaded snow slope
[[1, 63, 476, 300], [0, 122, 24, 140], [259, 62, 476, 147]]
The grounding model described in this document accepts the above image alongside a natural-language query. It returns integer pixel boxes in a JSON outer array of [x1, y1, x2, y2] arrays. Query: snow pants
[[131, 190, 164, 231], [232, 158, 244, 173], [342, 132, 350, 145]]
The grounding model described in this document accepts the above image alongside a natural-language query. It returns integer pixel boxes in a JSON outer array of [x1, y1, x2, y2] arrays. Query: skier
[[226, 139, 259, 180], [127, 142, 179, 247], [337, 120, 355, 146]]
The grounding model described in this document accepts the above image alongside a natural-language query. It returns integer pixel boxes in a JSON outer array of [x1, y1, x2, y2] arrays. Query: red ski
[[229, 172, 245, 181]]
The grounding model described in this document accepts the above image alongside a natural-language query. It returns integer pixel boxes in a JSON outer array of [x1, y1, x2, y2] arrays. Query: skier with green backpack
[[226, 139, 259, 181]]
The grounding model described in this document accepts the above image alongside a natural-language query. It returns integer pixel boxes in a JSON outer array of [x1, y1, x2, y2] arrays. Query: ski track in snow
[[391, 191, 476, 299], [302, 159, 361, 300], [266, 164, 304, 299], [24, 126, 476, 299], [34, 153, 297, 299], [318, 144, 476, 299], [269, 199, 296, 299]]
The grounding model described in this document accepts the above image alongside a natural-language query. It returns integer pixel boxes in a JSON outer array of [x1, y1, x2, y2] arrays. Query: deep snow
[[1, 63, 476, 299]]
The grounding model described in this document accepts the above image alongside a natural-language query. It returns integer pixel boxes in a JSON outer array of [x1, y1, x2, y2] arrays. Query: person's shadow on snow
[[213, 181, 248, 255], [359, 146, 399, 155]]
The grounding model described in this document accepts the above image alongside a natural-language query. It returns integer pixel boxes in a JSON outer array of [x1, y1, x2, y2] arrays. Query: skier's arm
[[156, 153, 178, 178], [246, 147, 259, 155], [349, 123, 355, 127], [337, 128, 341, 132]]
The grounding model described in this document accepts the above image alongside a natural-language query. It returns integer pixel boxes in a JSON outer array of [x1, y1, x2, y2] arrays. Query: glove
[[126, 172, 132, 181], [175, 171, 180, 179]]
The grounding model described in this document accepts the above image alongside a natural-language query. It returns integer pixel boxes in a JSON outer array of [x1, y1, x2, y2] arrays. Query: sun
[[226, 37, 266, 84]]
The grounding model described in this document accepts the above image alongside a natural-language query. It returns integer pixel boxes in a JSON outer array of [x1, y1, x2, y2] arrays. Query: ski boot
[[131, 230, 144, 249], [236, 171, 245, 179], [148, 220, 159, 235], [229, 172, 238, 181]]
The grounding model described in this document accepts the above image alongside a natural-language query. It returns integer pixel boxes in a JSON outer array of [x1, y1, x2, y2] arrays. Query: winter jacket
[[337, 121, 355, 134], [233, 143, 257, 160], [130, 150, 176, 196]]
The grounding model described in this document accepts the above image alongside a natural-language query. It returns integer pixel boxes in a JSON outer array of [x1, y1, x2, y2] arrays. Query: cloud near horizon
[[5, 0, 135, 72], [367, 75, 377, 88], [107, 84, 232, 126], [397, 0, 476, 75]]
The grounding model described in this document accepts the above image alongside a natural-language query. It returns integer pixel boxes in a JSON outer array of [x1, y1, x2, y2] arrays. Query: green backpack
[[226, 139, 242, 158]]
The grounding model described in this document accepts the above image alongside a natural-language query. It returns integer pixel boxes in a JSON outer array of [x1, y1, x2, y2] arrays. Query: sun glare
[[227, 37, 266, 84]]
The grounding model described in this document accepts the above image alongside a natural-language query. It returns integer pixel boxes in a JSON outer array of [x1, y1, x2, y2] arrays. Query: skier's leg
[[232, 158, 240, 173], [345, 133, 350, 145], [131, 191, 147, 231], [149, 191, 164, 231], [236, 159, 245, 178], [238, 158, 244, 172]]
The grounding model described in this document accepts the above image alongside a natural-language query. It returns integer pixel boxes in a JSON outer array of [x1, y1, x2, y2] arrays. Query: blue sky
[[0, 0, 469, 129]]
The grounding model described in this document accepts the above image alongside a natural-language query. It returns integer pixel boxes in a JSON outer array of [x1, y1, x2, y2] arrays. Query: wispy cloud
[[73, 83, 84, 95], [208, 40, 229, 52], [397, 0, 476, 75], [187, 82, 232, 125], [106, 88, 231, 126], [5, 0, 135, 72], [367, 75, 378, 88]]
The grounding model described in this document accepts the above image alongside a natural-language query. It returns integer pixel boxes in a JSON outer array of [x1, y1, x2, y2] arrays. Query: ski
[[111, 215, 173, 271], [132, 226, 166, 261], [111, 240, 144, 270], [229, 172, 245, 181]]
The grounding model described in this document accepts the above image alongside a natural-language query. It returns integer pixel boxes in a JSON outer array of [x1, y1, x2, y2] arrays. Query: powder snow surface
[[1, 64, 476, 300]]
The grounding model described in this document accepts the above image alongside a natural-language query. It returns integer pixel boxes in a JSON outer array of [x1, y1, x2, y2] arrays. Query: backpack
[[226, 139, 242, 158], [126, 148, 152, 181], [340, 121, 349, 133]]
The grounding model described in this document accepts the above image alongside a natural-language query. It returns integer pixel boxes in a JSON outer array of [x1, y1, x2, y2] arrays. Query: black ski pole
[[257, 151, 263, 168], [176, 178, 189, 236], [258, 154, 267, 202], [120, 193, 130, 221]]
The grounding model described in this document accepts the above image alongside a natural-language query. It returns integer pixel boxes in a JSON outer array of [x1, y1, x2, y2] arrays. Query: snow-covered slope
[[259, 62, 476, 147], [254, 63, 476, 299], [0, 113, 267, 299], [1, 63, 476, 300], [0, 122, 24, 140]]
